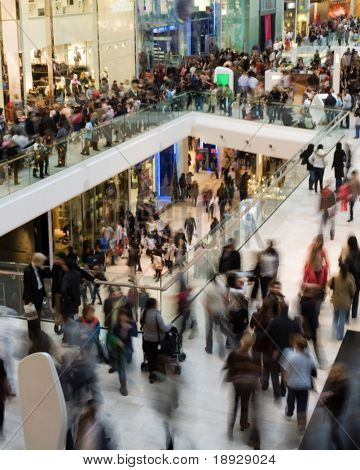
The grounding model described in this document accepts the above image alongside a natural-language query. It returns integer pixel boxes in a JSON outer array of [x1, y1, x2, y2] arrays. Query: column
[[333, 50, 341, 94], [350, 0, 355, 16], [0, 52, 4, 108], [248, 0, 260, 50], [275, 0, 285, 40], [47, 210, 54, 267], [177, 139, 189, 176], [256, 154, 263, 182], [44, 0, 54, 99], [17, 1, 33, 100], [0, 0, 22, 100]]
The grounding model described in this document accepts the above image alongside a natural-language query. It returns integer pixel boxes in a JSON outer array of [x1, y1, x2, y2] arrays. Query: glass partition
[[0, 111, 346, 325], [0, 93, 346, 202]]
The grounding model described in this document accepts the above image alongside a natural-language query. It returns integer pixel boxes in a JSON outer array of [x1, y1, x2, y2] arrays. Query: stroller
[[141, 326, 186, 375]]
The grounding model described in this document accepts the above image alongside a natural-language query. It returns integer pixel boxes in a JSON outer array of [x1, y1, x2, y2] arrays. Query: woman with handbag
[[302, 235, 329, 322], [140, 298, 171, 383]]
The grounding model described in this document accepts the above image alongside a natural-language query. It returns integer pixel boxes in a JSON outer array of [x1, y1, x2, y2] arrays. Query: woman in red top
[[302, 235, 329, 321]]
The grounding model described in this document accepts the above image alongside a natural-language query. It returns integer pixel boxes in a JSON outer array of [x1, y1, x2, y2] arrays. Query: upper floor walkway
[[0, 94, 346, 237]]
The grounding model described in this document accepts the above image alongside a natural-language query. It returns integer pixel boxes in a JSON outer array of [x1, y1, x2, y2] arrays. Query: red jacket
[[303, 263, 328, 289]]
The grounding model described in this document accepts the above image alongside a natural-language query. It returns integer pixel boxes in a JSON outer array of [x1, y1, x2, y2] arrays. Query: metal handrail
[[2, 93, 343, 168]]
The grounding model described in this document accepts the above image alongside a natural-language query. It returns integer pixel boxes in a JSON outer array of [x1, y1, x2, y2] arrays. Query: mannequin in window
[[73, 47, 82, 67]]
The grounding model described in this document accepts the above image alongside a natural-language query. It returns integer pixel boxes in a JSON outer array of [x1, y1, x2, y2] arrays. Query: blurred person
[[184, 212, 197, 245], [341, 235, 360, 319], [62, 346, 102, 404], [320, 363, 350, 450], [108, 308, 137, 396], [258, 240, 279, 299], [91, 265, 106, 305], [75, 400, 113, 450], [309, 144, 327, 193], [300, 145, 315, 190], [332, 142, 346, 191], [299, 285, 321, 361], [140, 298, 171, 383], [51, 252, 66, 335], [23, 252, 49, 338], [223, 333, 260, 438], [227, 273, 249, 346], [0, 316, 16, 396], [281, 335, 317, 431], [61, 258, 81, 319], [163, 239, 176, 275], [204, 275, 234, 356], [250, 299, 273, 390], [329, 262, 355, 341], [151, 248, 164, 283], [267, 302, 301, 400], [302, 235, 329, 321], [151, 363, 180, 450], [127, 241, 141, 283], [347, 170, 360, 222], [219, 239, 241, 274], [319, 181, 336, 240], [177, 283, 197, 340], [78, 304, 106, 363], [189, 180, 199, 207], [0, 357, 10, 438], [262, 280, 285, 318]]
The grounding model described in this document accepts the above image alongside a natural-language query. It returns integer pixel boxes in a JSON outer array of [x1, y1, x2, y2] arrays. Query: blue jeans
[[286, 387, 309, 427], [355, 125, 360, 139], [333, 308, 348, 340], [308, 169, 315, 189]]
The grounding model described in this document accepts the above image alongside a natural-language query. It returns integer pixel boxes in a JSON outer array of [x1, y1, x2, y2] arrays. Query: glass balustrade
[[0, 92, 346, 200], [0, 111, 346, 325]]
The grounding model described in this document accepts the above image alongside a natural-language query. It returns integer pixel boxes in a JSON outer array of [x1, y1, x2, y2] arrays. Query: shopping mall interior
[[0, 0, 360, 452]]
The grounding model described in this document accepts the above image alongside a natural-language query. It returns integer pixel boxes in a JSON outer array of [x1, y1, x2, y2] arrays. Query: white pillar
[[177, 138, 189, 175], [333, 49, 341, 95], [350, 0, 355, 16], [0, 0, 22, 100], [18, 353, 67, 450], [92, 0, 100, 87], [47, 210, 54, 267]]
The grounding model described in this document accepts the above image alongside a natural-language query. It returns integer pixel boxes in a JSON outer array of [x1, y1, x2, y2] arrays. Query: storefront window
[[137, 0, 220, 72], [130, 158, 155, 213], [52, 170, 129, 258], [27, 0, 93, 18]]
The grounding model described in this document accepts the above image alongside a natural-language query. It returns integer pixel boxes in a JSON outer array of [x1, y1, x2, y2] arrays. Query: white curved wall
[[0, 112, 314, 237]]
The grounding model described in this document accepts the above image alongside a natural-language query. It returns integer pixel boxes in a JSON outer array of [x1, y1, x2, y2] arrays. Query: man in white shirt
[[248, 73, 259, 96], [342, 89, 352, 129], [238, 73, 249, 99]]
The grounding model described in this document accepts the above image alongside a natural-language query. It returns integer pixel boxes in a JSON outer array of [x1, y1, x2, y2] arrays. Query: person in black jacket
[[60, 258, 81, 319], [51, 252, 66, 334], [332, 142, 347, 191], [0, 358, 9, 436], [300, 143, 315, 190], [219, 241, 241, 274], [266, 302, 300, 400], [23, 252, 50, 338], [343, 235, 360, 319], [184, 214, 196, 245], [320, 363, 350, 449]]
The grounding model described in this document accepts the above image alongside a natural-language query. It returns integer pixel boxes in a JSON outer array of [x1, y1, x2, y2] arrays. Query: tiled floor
[[1, 130, 359, 451]]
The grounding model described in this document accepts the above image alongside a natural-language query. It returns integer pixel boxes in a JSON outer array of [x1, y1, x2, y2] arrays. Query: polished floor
[[1, 130, 360, 450]]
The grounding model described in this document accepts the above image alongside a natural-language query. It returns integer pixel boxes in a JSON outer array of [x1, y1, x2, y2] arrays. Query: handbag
[[155, 315, 174, 355], [24, 303, 38, 320]]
